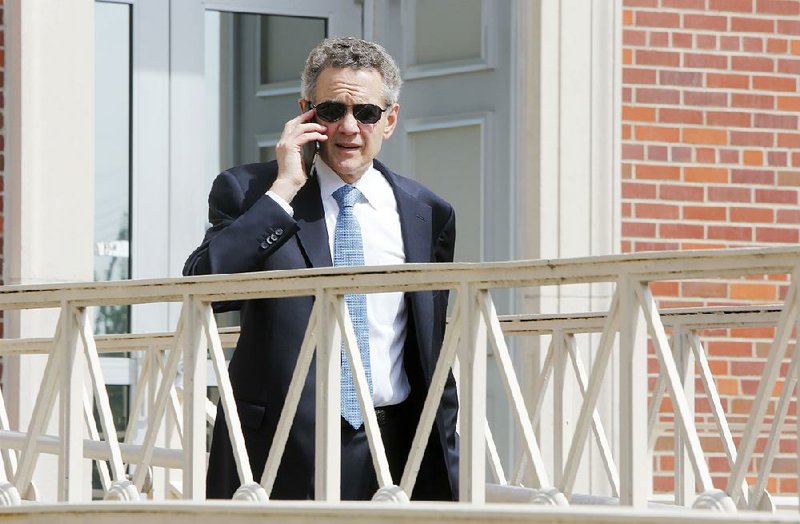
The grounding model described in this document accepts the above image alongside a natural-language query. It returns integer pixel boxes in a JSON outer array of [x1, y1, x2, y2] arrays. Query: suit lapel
[[293, 173, 333, 268], [296, 163, 434, 268], [378, 163, 437, 378], [388, 176, 432, 264]]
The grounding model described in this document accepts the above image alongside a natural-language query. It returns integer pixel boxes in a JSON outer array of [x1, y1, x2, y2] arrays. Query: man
[[184, 37, 458, 501]]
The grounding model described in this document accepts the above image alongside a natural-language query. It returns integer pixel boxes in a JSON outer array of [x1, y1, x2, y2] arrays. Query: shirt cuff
[[266, 190, 294, 217]]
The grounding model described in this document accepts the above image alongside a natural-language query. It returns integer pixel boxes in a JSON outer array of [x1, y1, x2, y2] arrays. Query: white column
[[5, 0, 95, 501], [520, 0, 622, 494]]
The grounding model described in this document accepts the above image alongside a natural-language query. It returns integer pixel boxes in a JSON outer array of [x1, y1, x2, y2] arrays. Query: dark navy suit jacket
[[183, 159, 458, 500]]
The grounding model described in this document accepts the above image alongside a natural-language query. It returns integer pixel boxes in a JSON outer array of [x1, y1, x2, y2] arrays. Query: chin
[[332, 160, 365, 177]]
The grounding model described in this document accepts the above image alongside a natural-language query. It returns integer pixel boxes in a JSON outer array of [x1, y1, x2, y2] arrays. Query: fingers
[[281, 110, 327, 146], [270, 110, 327, 202], [294, 125, 328, 144]]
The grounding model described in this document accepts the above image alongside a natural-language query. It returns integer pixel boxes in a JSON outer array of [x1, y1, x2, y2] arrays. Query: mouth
[[336, 143, 361, 151]]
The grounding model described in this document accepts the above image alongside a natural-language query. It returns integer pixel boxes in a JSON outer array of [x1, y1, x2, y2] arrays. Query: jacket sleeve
[[183, 170, 299, 277], [432, 203, 459, 499], [433, 205, 456, 264]]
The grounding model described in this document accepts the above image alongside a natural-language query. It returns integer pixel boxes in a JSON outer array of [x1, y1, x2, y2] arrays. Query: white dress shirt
[[269, 159, 411, 407]]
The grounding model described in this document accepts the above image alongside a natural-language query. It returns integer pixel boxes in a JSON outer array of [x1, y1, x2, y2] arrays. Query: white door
[[377, 0, 518, 472]]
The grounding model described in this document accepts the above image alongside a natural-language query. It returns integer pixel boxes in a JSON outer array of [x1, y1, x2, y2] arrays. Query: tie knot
[[332, 184, 362, 209]]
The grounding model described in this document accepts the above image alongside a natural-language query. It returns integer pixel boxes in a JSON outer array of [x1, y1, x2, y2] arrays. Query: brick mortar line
[[624, 154, 800, 160], [622, 178, 800, 184], [622, 222, 797, 228], [624, 155, 800, 163], [624, 206, 800, 212], [625, 209, 800, 216], [622, 186, 800, 194], [623, 28, 800, 34], [626, 7, 800, 21], [622, 153, 800, 158], [624, 36, 800, 45], [627, 169, 800, 176], [622, 42, 800, 52], [623, 145, 800, 149], [622, 62, 800, 71], [623, 104, 800, 109], [629, 95, 799, 103], [626, 120, 800, 124], [624, 127, 800, 131], [629, 30, 800, 39], [625, 75, 800, 85], [624, 66, 800, 79], [624, 120, 800, 125], [622, 159, 800, 167], [622, 139, 800, 147], [625, 42, 800, 51], [624, 219, 800, 226], [626, 53, 800, 61], [627, 92, 800, 99]]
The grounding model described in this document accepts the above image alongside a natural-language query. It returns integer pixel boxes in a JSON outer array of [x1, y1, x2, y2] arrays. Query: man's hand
[[270, 108, 328, 203]]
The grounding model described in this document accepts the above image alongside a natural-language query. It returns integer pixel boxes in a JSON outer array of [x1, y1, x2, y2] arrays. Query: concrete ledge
[[0, 501, 796, 524]]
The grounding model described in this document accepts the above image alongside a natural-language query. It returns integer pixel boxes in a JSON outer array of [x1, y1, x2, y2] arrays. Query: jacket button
[[269, 233, 278, 242], [275, 228, 284, 236], [259, 240, 269, 249]]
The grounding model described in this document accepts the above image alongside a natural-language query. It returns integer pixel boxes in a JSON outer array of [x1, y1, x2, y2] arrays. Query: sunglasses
[[308, 101, 389, 125]]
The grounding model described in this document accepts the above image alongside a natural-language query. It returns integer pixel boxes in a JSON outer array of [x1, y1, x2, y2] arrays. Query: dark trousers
[[340, 402, 411, 500], [207, 400, 413, 501]]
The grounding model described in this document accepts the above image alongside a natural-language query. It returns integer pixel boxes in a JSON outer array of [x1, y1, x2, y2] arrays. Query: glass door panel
[[94, 0, 132, 498], [95, 0, 132, 334]]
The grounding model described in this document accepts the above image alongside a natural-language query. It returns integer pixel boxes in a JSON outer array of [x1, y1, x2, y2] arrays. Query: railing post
[[315, 291, 341, 501], [182, 297, 207, 500], [617, 277, 648, 507], [58, 301, 85, 502], [673, 327, 695, 506], [458, 284, 487, 504], [552, 330, 569, 486]]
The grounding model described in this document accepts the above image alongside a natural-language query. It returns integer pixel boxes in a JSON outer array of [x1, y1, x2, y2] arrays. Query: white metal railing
[[0, 248, 797, 517]]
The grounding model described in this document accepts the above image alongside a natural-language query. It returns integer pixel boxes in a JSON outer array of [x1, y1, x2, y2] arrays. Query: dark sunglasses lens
[[353, 104, 383, 124], [315, 102, 346, 122]]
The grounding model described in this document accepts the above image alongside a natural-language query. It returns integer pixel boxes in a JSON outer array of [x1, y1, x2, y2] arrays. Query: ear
[[382, 103, 400, 139], [298, 98, 310, 112]]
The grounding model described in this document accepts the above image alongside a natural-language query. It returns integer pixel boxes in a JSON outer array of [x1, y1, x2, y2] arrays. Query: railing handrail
[[1, 246, 799, 309]]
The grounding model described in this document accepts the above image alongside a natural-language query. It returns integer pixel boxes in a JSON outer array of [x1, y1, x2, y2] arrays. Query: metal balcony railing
[[0, 248, 798, 522]]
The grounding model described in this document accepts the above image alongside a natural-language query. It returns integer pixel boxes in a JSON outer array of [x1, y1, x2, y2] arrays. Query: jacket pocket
[[235, 399, 267, 430]]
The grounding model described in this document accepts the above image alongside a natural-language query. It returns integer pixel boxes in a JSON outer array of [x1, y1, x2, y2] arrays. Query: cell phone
[[302, 140, 319, 176]]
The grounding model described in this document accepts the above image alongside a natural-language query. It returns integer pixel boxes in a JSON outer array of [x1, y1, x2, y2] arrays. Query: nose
[[339, 109, 360, 134]]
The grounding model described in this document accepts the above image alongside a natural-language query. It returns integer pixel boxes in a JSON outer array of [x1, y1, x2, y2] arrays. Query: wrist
[[269, 177, 303, 203]]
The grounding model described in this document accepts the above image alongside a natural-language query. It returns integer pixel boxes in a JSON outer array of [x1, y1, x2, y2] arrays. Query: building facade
[[1, 0, 798, 502]]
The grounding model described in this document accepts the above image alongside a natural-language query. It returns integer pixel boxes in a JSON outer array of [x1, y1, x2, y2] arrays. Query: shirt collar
[[316, 159, 385, 209]]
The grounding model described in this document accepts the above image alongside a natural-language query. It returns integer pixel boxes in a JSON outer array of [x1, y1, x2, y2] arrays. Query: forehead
[[314, 67, 385, 103]]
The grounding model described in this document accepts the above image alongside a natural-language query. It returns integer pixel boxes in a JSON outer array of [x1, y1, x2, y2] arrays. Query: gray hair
[[301, 37, 402, 106]]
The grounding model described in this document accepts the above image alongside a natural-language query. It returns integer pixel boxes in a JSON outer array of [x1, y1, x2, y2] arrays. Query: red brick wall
[[622, 0, 799, 496]]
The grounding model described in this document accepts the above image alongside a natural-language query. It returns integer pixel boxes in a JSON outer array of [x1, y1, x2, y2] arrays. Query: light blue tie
[[332, 184, 372, 429]]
